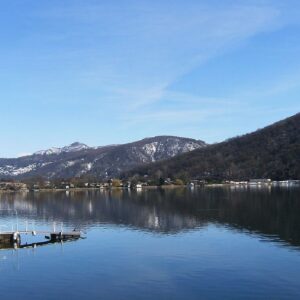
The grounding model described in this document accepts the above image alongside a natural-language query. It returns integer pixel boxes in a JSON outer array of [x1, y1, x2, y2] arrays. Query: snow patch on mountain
[[86, 163, 93, 171], [41, 162, 53, 167], [34, 142, 89, 156], [142, 142, 158, 161], [65, 161, 77, 168], [0, 164, 37, 176], [61, 142, 89, 153], [182, 142, 201, 152], [34, 147, 61, 156]]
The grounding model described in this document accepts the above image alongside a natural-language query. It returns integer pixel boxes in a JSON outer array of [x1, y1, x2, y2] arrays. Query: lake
[[0, 187, 300, 299]]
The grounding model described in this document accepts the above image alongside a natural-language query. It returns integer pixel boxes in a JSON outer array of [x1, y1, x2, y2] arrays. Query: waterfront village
[[0, 177, 299, 192]]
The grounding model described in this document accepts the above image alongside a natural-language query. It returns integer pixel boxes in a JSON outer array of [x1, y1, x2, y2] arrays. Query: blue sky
[[1, 0, 300, 157]]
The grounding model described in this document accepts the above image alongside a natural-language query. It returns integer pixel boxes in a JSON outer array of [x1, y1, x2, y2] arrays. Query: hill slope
[[125, 113, 300, 181], [0, 136, 206, 179]]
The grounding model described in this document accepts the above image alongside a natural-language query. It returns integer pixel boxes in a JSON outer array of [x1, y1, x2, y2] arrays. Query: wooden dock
[[0, 210, 82, 249], [0, 230, 82, 250]]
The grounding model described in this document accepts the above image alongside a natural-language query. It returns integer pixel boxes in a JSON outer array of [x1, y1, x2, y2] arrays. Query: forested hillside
[[125, 113, 300, 181]]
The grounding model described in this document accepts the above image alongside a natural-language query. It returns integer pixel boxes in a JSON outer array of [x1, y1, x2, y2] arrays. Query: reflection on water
[[0, 187, 300, 300], [0, 187, 300, 247]]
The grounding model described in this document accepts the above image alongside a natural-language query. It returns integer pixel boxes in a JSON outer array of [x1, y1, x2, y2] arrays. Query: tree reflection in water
[[0, 187, 299, 248]]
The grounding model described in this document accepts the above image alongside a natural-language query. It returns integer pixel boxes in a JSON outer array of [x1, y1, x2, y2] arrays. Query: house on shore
[[249, 179, 272, 185]]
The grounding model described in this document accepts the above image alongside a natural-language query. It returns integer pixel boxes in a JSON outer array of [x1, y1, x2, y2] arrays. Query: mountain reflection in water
[[0, 187, 299, 248]]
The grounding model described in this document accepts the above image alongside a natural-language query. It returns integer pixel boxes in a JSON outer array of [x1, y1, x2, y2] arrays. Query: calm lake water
[[0, 187, 300, 299]]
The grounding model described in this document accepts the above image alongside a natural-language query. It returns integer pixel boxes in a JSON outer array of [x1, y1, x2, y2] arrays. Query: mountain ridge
[[0, 136, 206, 179]]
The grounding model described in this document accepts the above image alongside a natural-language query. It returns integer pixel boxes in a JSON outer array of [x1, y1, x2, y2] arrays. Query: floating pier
[[0, 230, 82, 250], [0, 210, 82, 250]]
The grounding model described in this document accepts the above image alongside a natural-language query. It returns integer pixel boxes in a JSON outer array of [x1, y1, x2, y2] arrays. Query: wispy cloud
[[29, 1, 283, 110], [121, 93, 247, 127]]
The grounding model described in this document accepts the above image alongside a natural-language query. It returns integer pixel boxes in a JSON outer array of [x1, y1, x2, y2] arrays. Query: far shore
[[1, 182, 299, 194], [0, 185, 190, 193]]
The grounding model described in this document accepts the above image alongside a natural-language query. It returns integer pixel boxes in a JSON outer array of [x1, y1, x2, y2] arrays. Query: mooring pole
[[14, 209, 18, 232]]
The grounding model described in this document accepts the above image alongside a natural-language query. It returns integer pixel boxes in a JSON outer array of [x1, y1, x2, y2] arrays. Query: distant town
[[0, 178, 299, 192]]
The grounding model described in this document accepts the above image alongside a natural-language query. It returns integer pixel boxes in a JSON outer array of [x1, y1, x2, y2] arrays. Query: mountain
[[0, 136, 206, 179], [33, 142, 90, 156], [125, 113, 300, 181]]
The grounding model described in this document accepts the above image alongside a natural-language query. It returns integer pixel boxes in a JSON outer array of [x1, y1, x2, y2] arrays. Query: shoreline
[[1, 183, 299, 194], [0, 185, 188, 193]]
